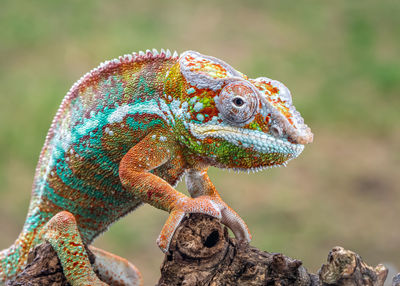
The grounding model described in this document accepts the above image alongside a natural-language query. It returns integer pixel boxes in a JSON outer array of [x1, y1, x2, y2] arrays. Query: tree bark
[[7, 214, 393, 286]]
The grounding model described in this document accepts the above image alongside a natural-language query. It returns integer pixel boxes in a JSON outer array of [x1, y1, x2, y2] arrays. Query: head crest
[[179, 51, 244, 91]]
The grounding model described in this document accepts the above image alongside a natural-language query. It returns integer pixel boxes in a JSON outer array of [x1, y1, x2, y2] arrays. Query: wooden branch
[[393, 273, 400, 286], [5, 243, 95, 286], [157, 214, 389, 286], [7, 214, 393, 286]]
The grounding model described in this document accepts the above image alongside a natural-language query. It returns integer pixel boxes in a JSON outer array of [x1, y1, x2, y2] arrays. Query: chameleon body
[[0, 49, 313, 285]]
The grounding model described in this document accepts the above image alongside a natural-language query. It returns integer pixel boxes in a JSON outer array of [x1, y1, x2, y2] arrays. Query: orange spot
[[205, 138, 214, 145]]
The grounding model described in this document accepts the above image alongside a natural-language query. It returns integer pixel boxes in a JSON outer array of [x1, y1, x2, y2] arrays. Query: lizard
[[0, 49, 313, 285]]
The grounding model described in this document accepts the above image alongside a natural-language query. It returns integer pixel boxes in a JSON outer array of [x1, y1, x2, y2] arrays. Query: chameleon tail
[[0, 205, 46, 283], [0, 230, 36, 283]]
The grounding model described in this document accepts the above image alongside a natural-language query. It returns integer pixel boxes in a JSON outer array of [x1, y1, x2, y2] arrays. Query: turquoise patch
[[193, 102, 203, 112], [186, 87, 195, 95], [196, 114, 205, 122]]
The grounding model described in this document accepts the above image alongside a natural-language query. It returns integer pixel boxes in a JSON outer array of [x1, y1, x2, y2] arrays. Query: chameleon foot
[[157, 196, 251, 252], [89, 246, 143, 286]]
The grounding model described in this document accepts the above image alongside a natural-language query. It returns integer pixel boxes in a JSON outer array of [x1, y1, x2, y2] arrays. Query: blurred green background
[[1, 0, 399, 284]]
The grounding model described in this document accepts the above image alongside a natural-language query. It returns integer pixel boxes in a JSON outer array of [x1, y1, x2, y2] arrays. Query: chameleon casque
[[0, 49, 313, 285]]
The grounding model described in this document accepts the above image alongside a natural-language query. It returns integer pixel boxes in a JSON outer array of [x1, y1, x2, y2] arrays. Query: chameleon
[[0, 49, 313, 285]]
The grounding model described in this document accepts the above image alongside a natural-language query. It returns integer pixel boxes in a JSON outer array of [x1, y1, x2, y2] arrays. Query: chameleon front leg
[[119, 132, 223, 252], [41, 211, 107, 286], [185, 168, 252, 242]]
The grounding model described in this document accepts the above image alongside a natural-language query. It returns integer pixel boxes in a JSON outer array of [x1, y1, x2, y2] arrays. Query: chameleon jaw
[[189, 123, 305, 158]]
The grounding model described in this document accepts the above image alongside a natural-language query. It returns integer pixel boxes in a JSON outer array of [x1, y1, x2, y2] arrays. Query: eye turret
[[216, 81, 259, 125]]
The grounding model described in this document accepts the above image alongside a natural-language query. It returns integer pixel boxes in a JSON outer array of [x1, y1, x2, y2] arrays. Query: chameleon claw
[[157, 210, 185, 253], [220, 206, 252, 243]]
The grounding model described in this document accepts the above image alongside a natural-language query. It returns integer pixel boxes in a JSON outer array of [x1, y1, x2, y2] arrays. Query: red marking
[[69, 242, 81, 247], [205, 138, 213, 145]]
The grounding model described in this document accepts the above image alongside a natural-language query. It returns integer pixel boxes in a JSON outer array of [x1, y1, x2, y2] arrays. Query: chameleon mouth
[[189, 123, 304, 158]]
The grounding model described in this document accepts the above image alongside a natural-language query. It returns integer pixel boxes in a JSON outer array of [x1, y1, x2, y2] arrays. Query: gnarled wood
[[7, 214, 392, 286]]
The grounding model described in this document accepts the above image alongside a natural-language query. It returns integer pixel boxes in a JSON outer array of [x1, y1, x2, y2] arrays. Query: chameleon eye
[[232, 97, 245, 107], [216, 81, 259, 125]]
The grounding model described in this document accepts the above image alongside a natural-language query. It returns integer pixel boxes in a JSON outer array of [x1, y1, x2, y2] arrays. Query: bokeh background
[[1, 0, 399, 284]]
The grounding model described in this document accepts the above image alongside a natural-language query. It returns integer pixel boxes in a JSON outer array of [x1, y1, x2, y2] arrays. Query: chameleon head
[[171, 51, 313, 170]]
